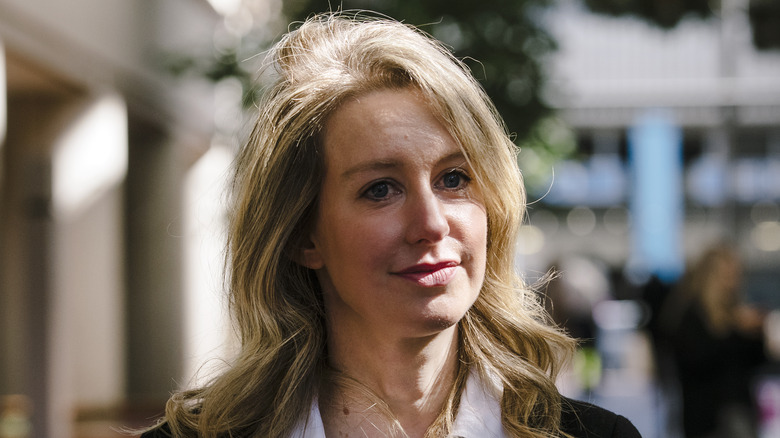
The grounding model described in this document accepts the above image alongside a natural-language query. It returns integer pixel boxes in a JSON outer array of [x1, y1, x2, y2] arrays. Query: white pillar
[[50, 93, 128, 438]]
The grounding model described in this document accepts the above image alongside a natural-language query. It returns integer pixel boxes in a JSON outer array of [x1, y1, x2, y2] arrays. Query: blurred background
[[0, 0, 779, 437]]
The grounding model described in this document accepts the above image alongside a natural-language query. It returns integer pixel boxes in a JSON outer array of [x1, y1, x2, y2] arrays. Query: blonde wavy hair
[[160, 12, 574, 438]]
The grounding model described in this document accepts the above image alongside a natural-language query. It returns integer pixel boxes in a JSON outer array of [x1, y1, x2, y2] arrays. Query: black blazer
[[560, 397, 641, 437], [141, 397, 641, 437]]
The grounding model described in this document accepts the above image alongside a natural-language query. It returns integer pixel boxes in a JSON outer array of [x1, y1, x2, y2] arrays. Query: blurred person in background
[[139, 12, 641, 438], [660, 243, 767, 438]]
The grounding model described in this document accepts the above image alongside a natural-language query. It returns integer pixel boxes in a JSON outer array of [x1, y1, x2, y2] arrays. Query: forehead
[[320, 88, 465, 174]]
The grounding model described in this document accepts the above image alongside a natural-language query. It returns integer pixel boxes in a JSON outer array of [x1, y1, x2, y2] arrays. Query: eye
[[440, 170, 471, 190], [368, 182, 389, 198], [362, 180, 400, 201]]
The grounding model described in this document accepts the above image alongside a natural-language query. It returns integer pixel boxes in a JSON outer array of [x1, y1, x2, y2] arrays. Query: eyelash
[[360, 169, 472, 202]]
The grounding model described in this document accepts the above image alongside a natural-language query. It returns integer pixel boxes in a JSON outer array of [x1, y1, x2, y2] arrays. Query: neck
[[320, 324, 460, 438]]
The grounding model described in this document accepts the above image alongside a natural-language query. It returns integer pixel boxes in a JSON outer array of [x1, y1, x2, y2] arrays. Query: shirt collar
[[291, 371, 506, 438], [450, 370, 504, 437]]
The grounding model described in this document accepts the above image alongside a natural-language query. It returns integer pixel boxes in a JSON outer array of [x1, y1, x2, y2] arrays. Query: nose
[[404, 188, 450, 244]]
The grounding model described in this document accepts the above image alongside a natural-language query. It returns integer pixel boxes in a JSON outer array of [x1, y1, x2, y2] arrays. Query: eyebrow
[[340, 151, 467, 182]]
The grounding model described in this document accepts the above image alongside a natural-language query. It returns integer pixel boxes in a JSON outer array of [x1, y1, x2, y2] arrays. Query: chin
[[412, 307, 469, 336], [425, 315, 461, 331], [404, 289, 478, 336]]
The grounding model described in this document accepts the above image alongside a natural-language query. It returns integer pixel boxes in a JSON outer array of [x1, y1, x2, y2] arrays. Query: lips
[[395, 261, 458, 287]]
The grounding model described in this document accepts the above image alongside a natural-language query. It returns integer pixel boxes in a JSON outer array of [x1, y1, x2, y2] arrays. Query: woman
[[142, 12, 640, 438], [660, 244, 765, 438]]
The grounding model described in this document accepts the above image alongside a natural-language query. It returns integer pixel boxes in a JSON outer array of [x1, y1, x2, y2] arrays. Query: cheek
[[464, 204, 488, 249], [459, 204, 488, 277], [316, 208, 400, 270]]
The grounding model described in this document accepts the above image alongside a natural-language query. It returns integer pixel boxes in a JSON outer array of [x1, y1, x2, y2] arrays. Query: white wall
[[543, 1, 780, 126], [0, 0, 220, 436]]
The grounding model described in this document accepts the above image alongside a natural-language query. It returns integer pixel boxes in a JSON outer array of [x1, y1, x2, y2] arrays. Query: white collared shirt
[[290, 371, 506, 438]]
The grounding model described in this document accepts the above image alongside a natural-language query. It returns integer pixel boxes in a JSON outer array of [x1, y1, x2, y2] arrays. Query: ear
[[297, 236, 324, 270]]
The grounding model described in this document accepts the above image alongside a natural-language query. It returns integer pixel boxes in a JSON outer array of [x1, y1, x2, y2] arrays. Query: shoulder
[[559, 397, 642, 438]]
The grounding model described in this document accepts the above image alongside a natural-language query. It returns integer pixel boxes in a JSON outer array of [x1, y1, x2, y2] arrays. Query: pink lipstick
[[396, 262, 458, 287]]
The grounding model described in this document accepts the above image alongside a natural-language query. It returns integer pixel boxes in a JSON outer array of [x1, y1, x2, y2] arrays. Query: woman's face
[[301, 88, 488, 340]]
